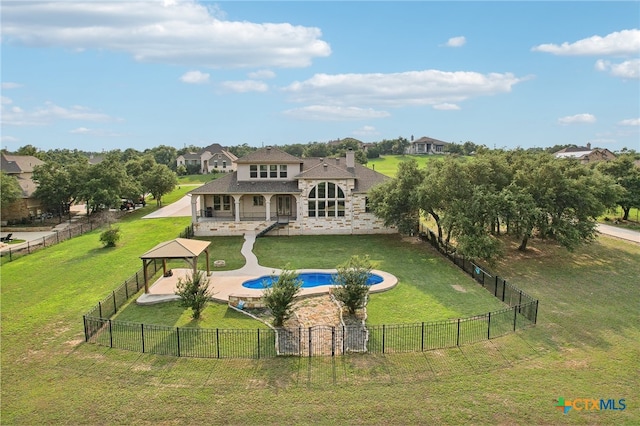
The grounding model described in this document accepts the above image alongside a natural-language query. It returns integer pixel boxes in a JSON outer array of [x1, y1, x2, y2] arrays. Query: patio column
[[191, 195, 198, 222], [233, 195, 241, 222], [265, 194, 272, 220]]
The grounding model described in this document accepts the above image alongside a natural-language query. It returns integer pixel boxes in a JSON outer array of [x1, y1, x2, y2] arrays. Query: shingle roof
[[190, 173, 301, 194], [296, 159, 355, 179], [412, 136, 448, 145], [1, 153, 44, 174], [235, 146, 303, 164]]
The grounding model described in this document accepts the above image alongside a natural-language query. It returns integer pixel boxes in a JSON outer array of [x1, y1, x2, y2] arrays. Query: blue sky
[[1, 1, 639, 153]]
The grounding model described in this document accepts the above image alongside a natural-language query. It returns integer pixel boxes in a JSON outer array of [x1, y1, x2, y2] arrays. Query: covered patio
[[139, 238, 211, 294]]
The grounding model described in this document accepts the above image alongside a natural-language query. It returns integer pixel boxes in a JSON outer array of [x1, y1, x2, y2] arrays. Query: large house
[[405, 136, 448, 155], [553, 143, 616, 164], [176, 143, 238, 174], [1, 153, 45, 222], [188, 147, 396, 236]]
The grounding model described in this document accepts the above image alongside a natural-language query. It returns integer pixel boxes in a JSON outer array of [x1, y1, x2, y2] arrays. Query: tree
[[80, 153, 135, 213], [368, 159, 425, 234], [32, 156, 89, 219], [596, 155, 640, 220], [332, 255, 373, 315], [144, 145, 177, 170], [99, 226, 121, 248], [1, 172, 22, 210], [175, 270, 211, 320], [262, 266, 302, 327], [141, 164, 177, 206]]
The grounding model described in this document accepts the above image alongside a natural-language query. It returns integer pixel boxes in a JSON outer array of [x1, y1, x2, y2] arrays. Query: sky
[[1, 1, 639, 153]]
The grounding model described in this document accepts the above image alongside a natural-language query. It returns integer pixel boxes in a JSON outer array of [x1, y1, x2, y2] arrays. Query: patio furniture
[[1, 233, 13, 242]]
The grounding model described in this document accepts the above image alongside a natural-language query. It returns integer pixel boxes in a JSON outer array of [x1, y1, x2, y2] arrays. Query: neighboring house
[[553, 143, 616, 164], [405, 136, 448, 155], [1, 153, 45, 221], [176, 143, 238, 174], [189, 146, 396, 236]]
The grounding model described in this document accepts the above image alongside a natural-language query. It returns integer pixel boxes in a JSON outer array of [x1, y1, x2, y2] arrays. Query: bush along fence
[[0, 211, 125, 263], [83, 231, 539, 359]]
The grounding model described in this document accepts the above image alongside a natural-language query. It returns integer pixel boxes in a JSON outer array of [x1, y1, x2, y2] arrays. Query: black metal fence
[[83, 227, 539, 358], [1, 211, 125, 263]]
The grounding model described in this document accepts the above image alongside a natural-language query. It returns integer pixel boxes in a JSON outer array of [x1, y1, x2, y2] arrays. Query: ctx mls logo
[[556, 397, 626, 414]]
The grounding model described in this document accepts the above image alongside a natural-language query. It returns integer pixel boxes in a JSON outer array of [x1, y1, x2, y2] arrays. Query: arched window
[[308, 182, 345, 217]]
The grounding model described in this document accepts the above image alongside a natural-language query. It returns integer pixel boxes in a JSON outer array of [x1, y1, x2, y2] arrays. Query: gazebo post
[[162, 258, 168, 276], [142, 259, 149, 293], [205, 248, 211, 276]]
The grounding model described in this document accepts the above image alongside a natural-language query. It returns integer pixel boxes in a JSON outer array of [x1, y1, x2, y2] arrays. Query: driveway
[[596, 223, 640, 244], [142, 194, 196, 219]]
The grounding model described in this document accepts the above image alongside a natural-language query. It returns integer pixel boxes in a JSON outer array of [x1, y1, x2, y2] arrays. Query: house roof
[[235, 146, 303, 164], [140, 238, 210, 259], [16, 176, 38, 198], [411, 136, 448, 145], [190, 150, 388, 195], [180, 152, 201, 160], [1, 153, 44, 174]]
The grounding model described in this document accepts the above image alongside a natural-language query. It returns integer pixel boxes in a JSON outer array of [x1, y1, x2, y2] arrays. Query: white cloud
[[180, 70, 210, 84], [618, 118, 640, 126], [532, 29, 640, 56], [1, 82, 23, 89], [433, 103, 460, 110], [445, 36, 466, 47], [1, 1, 331, 68], [70, 127, 123, 137], [1, 135, 20, 143], [283, 105, 390, 121], [220, 80, 268, 93], [558, 113, 596, 125], [2, 101, 118, 126], [283, 70, 524, 108], [595, 59, 640, 79], [1, 96, 13, 105], [352, 125, 380, 137], [248, 69, 276, 79]]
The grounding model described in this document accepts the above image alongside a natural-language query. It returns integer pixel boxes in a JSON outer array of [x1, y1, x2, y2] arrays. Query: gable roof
[[140, 238, 210, 259], [235, 146, 303, 164], [411, 136, 448, 145], [190, 173, 300, 194], [1, 153, 44, 174], [296, 159, 356, 179]]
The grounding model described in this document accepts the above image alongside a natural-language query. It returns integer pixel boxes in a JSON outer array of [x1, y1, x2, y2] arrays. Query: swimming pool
[[241, 272, 384, 289]]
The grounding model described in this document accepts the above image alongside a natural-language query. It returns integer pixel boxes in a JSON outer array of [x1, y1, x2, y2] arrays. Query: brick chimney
[[586, 142, 591, 150], [346, 149, 355, 168]]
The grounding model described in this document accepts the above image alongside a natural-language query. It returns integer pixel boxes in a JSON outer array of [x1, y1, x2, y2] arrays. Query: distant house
[[188, 146, 396, 236], [176, 143, 238, 174], [553, 143, 616, 164], [1, 153, 45, 221], [405, 136, 448, 155]]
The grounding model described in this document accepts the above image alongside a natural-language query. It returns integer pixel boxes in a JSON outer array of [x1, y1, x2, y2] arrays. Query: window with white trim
[[308, 182, 345, 217], [253, 196, 264, 206], [213, 195, 232, 211]]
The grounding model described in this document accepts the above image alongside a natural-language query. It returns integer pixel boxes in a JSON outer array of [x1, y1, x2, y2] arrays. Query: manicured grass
[[366, 154, 451, 177], [177, 173, 218, 185], [254, 234, 505, 324], [2, 191, 639, 424]]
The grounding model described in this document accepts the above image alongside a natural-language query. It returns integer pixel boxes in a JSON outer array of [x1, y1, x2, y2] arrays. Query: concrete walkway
[[597, 223, 640, 244], [136, 231, 398, 305]]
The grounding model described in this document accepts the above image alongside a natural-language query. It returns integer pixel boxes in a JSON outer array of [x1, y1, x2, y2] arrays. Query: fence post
[[27, 242, 30, 254], [421, 322, 425, 352], [257, 329, 260, 359], [534, 300, 539, 324], [382, 324, 386, 354], [513, 306, 518, 331], [56, 231, 59, 244], [502, 280, 506, 302], [125, 282, 129, 300], [456, 318, 461, 346], [518, 292, 522, 312], [308, 327, 312, 357], [112, 291, 117, 312], [299, 327, 302, 357], [331, 327, 335, 357], [176, 328, 180, 357], [342, 326, 346, 354], [83, 316, 88, 342], [98, 301, 102, 318], [487, 312, 491, 340], [141, 323, 145, 353], [43, 236, 46, 247], [109, 320, 113, 348], [216, 329, 220, 358]]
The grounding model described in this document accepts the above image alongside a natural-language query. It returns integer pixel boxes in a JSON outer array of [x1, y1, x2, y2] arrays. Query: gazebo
[[140, 238, 211, 293]]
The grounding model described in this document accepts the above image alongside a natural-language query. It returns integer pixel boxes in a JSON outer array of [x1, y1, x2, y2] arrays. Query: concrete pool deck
[[136, 231, 398, 305]]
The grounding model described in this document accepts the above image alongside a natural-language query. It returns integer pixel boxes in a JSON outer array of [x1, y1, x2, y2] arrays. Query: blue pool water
[[242, 272, 384, 289]]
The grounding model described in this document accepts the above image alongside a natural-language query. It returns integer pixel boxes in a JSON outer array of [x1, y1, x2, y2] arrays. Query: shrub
[[262, 266, 302, 327], [332, 255, 373, 315], [99, 226, 121, 247], [175, 270, 211, 320]]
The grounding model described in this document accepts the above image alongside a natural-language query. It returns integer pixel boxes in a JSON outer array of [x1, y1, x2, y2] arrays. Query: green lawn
[[2, 189, 639, 424], [366, 154, 452, 177]]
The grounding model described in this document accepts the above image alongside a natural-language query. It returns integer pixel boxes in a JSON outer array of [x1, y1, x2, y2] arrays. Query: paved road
[[596, 223, 640, 244], [142, 194, 195, 219]]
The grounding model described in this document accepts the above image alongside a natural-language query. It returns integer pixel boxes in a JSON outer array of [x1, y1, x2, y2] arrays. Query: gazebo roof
[[140, 238, 210, 259]]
